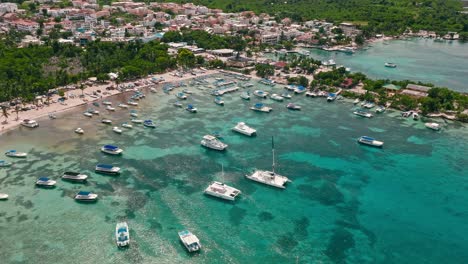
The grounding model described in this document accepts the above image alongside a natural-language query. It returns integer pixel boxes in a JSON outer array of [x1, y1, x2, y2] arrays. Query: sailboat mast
[[271, 136, 275, 174]]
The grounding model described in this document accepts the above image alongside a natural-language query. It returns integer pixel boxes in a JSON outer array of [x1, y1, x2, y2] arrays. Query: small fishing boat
[[36, 177, 56, 187], [101, 145, 123, 155], [143, 120, 156, 128], [214, 97, 224, 106], [0, 160, 12, 167], [5, 150, 27, 158], [121, 123, 133, 129], [240, 91, 250, 100], [186, 104, 197, 113], [270, 94, 284, 102], [21, 119, 39, 128], [74, 191, 98, 202], [118, 103, 129, 109], [178, 230, 201, 252], [176, 92, 187, 100], [95, 164, 121, 175], [0, 193, 8, 200], [106, 106, 116, 111], [425, 122, 441, 131], [131, 119, 143, 124], [91, 109, 99, 115], [363, 102, 375, 109], [74, 127, 84, 134], [112, 126, 123, 134], [353, 110, 373, 118], [353, 98, 360, 104], [83, 112, 93, 117], [412, 112, 419, 120], [327, 93, 337, 102], [174, 101, 183, 107], [101, 119, 112, 124], [116, 222, 130, 247], [253, 90, 268, 99], [61, 172, 88, 182], [281, 93, 292, 99], [250, 103, 272, 113], [286, 103, 301, 110], [358, 136, 384, 148], [102, 101, 112, 105], [375, 106, 386, 113], [127, 101, 138, 106], [385, 62, 397, 68]]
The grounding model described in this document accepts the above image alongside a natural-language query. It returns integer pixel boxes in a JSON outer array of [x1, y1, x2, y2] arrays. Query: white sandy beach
[[0, 69, 218, 135]]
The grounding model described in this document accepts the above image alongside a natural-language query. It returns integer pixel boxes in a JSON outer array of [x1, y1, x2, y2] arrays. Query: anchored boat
[[358, 136, 384, 148], [178, 230, 201, 252]]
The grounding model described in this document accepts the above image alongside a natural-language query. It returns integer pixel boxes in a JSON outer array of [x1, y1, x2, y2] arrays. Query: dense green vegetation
[[0, 35, 176, 102], [163, 0, 468, 35]]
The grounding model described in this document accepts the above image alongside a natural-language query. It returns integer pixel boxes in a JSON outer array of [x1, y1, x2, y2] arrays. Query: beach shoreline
[[0, 69, 218, 136]]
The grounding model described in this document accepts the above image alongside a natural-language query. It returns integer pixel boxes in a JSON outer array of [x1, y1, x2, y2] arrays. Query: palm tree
[[1, 106, 10, 124]]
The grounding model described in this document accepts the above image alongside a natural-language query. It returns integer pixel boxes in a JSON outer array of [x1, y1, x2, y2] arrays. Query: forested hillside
[[163, 0, 468, 34]]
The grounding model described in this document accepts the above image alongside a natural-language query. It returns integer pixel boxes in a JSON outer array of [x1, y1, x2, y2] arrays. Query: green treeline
[[0, 39, 176, 102], [162, 0, 468, 35]]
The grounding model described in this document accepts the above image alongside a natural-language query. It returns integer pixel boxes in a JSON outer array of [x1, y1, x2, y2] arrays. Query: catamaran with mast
[[245, 137, 291, 189]]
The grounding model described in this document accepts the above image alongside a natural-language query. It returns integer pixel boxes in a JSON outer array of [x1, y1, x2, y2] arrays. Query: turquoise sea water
[[294, 39, 468, 92], [0, 75, 467, 263]]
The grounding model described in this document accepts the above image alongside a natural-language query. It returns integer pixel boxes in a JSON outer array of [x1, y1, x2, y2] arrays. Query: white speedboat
[[353, 110, 373, 118], [5, 150, 27, 158], [74, 191, 98, 202], [48, 113, 57, 119], [150, 87, 157, 93], [0, 193, 8, 200], [176, 92, 187, 100], [250, 103, 272, 113], [286, 103, 301, 110], [412, 112, 419, 120], [127, 101, 138, 106], [240, 92, 250, 100], [270, 94, 284, 101], [130, 111, 138, 117], [201, 135, 228, 151], [118, 103, 129, 109], [106, 106, 116, 111], [95, 164, 121, 175], [174, 101, 183, 107], [214, 97, 224, 106], [358, 136, 384, 148], [178, 230, 201, 252], [61, 171, 88, 182], [83, 112, 93, 117], [186, 104, 197, 113], [327, 93, 337, 102], [102, 101, 112, 105], [75, 128, 84, 134], [113, 127, 123, 134], [101, 145, 123, 155], [385, 62, 397, 68], [253, 90, 268, 99], [281, 92, 292, 99], [182, 89, 193, 94], [363, 102, 375, 109], [36, 177, 56, 187], [245, 137, 290, 189], [131, 119, 143, 124], [204, 181, 241, 201], [232, 122, 256, 136], [353, 98, 360, 104], [425, 122, 441, 131], [143, 120, 156, 128], [21, 119, 39, 128], [122, 123, 133, 129], [376, 106, 386, 113], [305, 91, 317, 97], [102, 119, 112, 124], [115, 222, 130, 247], [0, 160, 12, 167]]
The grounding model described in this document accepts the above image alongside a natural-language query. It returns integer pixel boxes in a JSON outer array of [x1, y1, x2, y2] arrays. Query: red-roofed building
[[341, 78, 354, 88], [274, 61, 287, 69]]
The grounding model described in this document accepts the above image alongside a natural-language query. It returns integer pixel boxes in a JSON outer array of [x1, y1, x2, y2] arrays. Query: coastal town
[[1, 1, 468, 263]]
